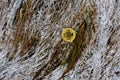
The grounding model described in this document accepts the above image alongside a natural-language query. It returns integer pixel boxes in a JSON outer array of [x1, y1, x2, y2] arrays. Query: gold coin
[[61, 28, 76, 42]]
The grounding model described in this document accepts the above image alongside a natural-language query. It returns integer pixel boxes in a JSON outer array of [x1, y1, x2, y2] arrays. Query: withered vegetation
[[6, 0, 39, 61], [5, 0, 96, 79], [33, 1, 96, 80]]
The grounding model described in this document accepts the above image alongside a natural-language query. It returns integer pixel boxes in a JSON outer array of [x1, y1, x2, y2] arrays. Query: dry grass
[[33, 1, 96, 80], [6, 0, 96, 79], [6, 0, 39, 61]]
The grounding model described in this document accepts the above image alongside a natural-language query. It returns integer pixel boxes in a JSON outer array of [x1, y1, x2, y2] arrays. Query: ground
[[0, 0, 120, 80]]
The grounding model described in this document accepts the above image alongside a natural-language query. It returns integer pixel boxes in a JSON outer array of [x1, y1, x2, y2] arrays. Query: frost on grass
[[0, 0, 120, 80]]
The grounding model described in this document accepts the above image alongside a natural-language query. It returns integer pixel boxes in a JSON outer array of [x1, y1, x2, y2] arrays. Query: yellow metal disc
[[61, 28, 76, 42]]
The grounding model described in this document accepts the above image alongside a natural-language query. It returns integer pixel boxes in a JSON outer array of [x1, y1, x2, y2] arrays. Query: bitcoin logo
[[61, 28, 76, 42]]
